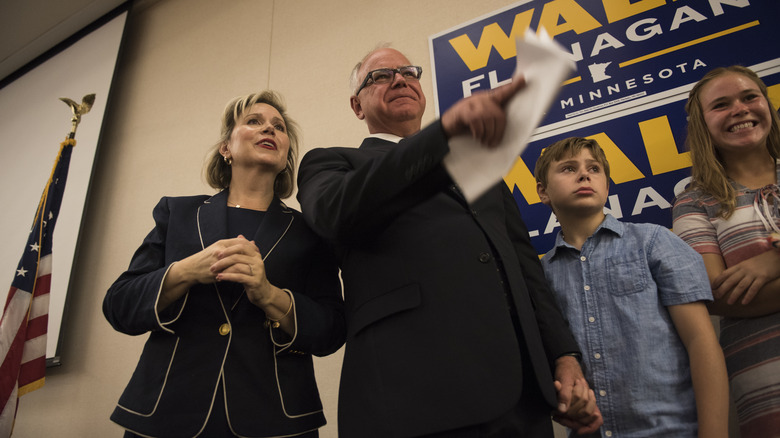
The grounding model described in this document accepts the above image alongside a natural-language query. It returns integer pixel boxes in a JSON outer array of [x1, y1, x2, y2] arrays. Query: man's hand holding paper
[[442, 28, 576, 203], [441, 75, 526, 148]]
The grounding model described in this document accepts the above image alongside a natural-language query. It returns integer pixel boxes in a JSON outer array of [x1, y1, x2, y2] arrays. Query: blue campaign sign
[[517, 96, 694, 253], [429, 0, 780, 253]]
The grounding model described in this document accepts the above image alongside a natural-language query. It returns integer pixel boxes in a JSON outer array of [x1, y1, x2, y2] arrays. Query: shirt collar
[[548, 214, 623, 258], [599, 214, 624, 236], [368, 133, 403, 143]]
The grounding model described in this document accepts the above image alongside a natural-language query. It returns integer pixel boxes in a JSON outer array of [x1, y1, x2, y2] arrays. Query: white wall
[[0, 11, 126, 364]]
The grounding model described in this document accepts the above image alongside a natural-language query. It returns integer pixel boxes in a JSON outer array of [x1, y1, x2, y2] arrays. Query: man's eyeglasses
[[355, 66, 423, 95]]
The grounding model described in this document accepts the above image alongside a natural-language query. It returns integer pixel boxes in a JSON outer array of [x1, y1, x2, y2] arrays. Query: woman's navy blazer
[[104, 190, 346, 438]]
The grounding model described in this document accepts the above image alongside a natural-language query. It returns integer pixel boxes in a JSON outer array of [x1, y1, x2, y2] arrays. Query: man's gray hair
[[349, 42, 393, 95]]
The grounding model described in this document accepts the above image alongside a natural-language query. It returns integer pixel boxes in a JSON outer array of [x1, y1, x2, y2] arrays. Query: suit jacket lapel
[[197, 190, 229, 250], [196, 191, 293, 261], [194, 190, 236, 312], [253, 197, 294, 261], [195, 191, 293, 312]]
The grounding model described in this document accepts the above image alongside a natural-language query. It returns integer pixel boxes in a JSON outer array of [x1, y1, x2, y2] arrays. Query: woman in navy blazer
[[104, 91, 346, 438]]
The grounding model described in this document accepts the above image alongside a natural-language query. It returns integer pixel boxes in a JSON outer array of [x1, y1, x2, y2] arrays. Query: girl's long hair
[[684, 66, 780, 218]]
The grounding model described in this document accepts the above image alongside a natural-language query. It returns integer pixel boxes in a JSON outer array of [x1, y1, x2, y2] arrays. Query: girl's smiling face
[[699, 72, 772, 155]]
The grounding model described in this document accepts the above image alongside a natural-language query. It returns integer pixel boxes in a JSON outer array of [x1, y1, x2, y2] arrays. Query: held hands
[[553, 356, 603, 435], [713, 249, 780, 305], [554, 378, 601, 435], [440, 76, 526, 147]]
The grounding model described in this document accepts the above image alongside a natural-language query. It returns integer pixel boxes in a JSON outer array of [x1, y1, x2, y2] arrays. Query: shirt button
[[594, 353, 601, 359], [605, 431, 613, 437], [599, 390, 607, 396], [479, 253, 491, 263], [588, 316, 595, 323], [580, 256, 586, 261], [219, 323, 230, 336], [584, 285, 591, 291]]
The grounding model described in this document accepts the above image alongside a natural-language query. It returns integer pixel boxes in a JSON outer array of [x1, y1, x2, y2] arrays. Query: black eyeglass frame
[[355, 65, 423, 95]]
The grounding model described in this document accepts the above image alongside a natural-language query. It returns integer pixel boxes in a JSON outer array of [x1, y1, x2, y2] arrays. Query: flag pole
[[0, 94, 95, 437]]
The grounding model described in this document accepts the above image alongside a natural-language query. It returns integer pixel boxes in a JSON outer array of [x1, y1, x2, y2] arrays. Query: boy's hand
[[553, 379, 602, 434], [554, 356, 603, 434]]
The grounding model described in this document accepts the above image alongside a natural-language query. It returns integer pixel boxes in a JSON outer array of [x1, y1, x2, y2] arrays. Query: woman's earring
[[223, 155, 232, 166]]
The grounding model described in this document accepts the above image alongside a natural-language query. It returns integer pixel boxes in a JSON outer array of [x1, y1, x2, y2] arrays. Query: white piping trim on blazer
[[271, 291, 324, 419], [115, 198, 319, 434], [230, 206, 294, 311], [199, 199, 237, 435], [266, 213, 296, 352], [116, 338, 181, 418], [155, 262, 189, 335], [223, 351, 325, 435], [264, 203, 295, 262], [116, 201, 225, 422], [199, 196, 316, 429], [259, 207, 324, 419]]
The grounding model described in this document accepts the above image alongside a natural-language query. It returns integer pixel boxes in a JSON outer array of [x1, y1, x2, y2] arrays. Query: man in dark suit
[[297, 46, 602, 438]]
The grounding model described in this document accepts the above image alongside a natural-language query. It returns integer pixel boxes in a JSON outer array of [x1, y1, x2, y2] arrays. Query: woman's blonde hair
[[205, 90, 300, 199], [684, 65, 780, 218]]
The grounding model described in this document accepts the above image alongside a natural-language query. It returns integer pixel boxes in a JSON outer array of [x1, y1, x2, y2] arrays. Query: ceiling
[[0, 0, 128, 83]]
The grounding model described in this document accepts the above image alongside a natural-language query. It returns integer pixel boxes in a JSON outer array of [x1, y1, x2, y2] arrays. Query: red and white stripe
[[0, 254, 51, 437]]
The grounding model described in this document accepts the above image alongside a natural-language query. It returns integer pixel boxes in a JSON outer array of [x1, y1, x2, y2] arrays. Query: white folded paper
[[442, 28, 576, 204]]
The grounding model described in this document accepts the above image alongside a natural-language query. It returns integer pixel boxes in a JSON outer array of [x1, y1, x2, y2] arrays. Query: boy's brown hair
[[534, 136, 610, 188]]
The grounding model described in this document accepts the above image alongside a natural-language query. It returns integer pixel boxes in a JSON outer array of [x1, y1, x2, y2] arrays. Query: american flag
[[0, 138, 74, 436]]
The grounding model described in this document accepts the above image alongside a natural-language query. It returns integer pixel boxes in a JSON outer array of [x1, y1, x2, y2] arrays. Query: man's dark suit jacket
[[103, 191, 346, 438], [297, 121, 580, 437]]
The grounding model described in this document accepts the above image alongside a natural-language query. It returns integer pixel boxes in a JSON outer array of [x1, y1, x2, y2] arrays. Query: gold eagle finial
[[60, 94, 96, 137]]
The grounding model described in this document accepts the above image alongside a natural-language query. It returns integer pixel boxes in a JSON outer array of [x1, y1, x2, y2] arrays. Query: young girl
[[672, 66, 780, 437]]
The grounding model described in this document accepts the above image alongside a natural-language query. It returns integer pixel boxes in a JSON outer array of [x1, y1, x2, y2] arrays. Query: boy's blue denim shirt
[[541, 214, 713, 438]]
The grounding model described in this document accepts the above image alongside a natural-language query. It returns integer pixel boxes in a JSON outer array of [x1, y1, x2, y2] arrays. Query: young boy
[[534, 137, 729, 438]]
